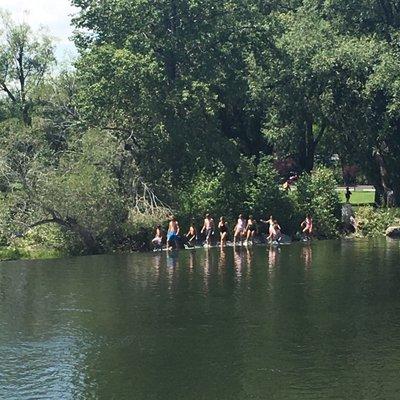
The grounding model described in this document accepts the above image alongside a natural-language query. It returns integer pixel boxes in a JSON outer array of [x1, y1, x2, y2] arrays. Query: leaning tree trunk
[[28, 216, 101, 254]]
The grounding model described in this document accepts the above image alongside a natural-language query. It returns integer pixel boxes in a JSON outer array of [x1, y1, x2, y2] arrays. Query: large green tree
[[0, 11, 55, 125], [71, 0, 290, 195]]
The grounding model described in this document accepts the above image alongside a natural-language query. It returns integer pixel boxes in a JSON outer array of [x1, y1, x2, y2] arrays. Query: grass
[[0, 245, 64, 262], [338, 190, 375, 205]]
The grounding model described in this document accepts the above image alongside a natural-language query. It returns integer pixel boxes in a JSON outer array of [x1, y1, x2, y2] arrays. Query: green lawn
[[337, 190, 375, 205]]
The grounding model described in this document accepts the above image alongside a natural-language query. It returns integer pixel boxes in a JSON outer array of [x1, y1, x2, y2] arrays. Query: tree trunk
[[22, 103, 31, 126], [374, 150, 391, 206], [28, 217, 100, 254], [298, 119, 316, 173], [374, 183, 385, 206]]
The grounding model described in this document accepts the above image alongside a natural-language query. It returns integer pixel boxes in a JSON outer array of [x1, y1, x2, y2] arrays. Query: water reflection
[[233, 247, 244, 281], [268, 246, 280, 270], [2, 241, 400, 399], [301, 245, 313, 269], [166, 250, 179, 269], [245, 247, 253, 268], [219, 247, 227, 269], [188, 250, 196, 271]]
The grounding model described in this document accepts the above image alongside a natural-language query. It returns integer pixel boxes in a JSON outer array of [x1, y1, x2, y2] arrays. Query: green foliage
[[0, 11, 55, 124], [22, 224, 81, 254], [0, 123, 127, 252], [244, 156, 298, 232], [295, 167, 341, 238], [0, 246, 30, 261], [177, 166, 248, 225], [2, 1, 400, 257], [355, 207, 400, 238], [245, 157, 280, 215]]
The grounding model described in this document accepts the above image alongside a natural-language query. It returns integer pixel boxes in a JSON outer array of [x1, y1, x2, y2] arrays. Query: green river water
[[1, 239, 400, 399]]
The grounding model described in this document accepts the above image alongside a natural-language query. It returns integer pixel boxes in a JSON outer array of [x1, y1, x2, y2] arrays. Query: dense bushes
[[294, 167, 341, 238], [176, 162, 341, 239], [177, 160, 250, 226], [355, 207, 400, 237]]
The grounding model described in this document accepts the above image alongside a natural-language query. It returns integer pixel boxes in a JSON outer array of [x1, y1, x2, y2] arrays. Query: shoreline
[[1, 234, 397, 263]]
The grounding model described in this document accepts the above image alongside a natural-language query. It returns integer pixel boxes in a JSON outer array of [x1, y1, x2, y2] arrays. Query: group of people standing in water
[[152, 212, 313, 250]]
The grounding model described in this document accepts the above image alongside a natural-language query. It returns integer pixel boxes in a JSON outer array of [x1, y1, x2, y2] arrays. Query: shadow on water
[[1, 239, 400, 399]]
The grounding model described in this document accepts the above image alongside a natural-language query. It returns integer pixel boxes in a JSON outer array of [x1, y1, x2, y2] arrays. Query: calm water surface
[[1, 239, 400, 399]]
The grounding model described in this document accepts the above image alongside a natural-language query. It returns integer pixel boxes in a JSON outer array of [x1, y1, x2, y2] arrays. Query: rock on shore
[[386, 227, 400, 238]]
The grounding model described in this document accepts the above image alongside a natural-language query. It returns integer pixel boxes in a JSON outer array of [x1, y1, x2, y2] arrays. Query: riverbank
[[0, 246, 64, 262], [1, 205, 398, 262]]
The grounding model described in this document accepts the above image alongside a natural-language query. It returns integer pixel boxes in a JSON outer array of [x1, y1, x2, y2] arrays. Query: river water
[[1, 239, 400, 399]]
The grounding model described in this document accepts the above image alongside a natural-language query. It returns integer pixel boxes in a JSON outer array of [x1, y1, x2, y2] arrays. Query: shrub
[[355, 206, 400, 237], [120, 207, 171, 251], [177, 157, 301, 235], [245, 156, 298, 233], [177, 162, 250, 226], [295, 167, 341, 238]]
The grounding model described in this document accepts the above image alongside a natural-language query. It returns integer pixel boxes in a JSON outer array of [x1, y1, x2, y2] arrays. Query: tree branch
[[28, 218, 60, 229], [314, 123, 326, 146], [0, 82, 17, 103]]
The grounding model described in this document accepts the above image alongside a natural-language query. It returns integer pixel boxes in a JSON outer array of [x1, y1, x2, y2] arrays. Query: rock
[[386, 226, 400, 238], [342, 204, 354, 225]]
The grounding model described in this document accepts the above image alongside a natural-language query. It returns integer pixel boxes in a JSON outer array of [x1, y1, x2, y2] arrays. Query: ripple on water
[[1, 242, 400, 400]]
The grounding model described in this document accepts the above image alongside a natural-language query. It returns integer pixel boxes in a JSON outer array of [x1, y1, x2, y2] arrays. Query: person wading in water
[[201, 213, 215, 247], [218, 216, 228, 247], [244, 215, 257, 245], [301, 214, 313, 240], [233, 214, 246, 246], [185, 219, 197, 247], [167, 215, 180, 250]]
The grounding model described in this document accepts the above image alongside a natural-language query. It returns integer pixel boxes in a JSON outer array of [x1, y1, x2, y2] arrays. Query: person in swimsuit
[[267, 219, 281, 242], [201, 213, 214, 247], [186, 219, 197, 246], [273, 221, 282, 242], [218, 216, 228, 246], [301, 214, 313, 238], [167, 215, 180, 250], [233, 214, 246, 246], [261, 215, 274, 241], [152, 225, 164, 249], [245, 215, 257, 245]]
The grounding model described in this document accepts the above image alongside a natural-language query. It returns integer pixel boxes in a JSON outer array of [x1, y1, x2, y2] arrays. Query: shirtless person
[[233, 214, 246, 246], [201, 213, 214, 247], [301, 214, 313, 238], [167, 215, 180, 250]]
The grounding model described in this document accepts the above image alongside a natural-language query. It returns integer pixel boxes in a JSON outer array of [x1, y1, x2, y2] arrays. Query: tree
[[71, 0, 286, 192], [0, 123, 126, 253], [0, 11, 55, 125]]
